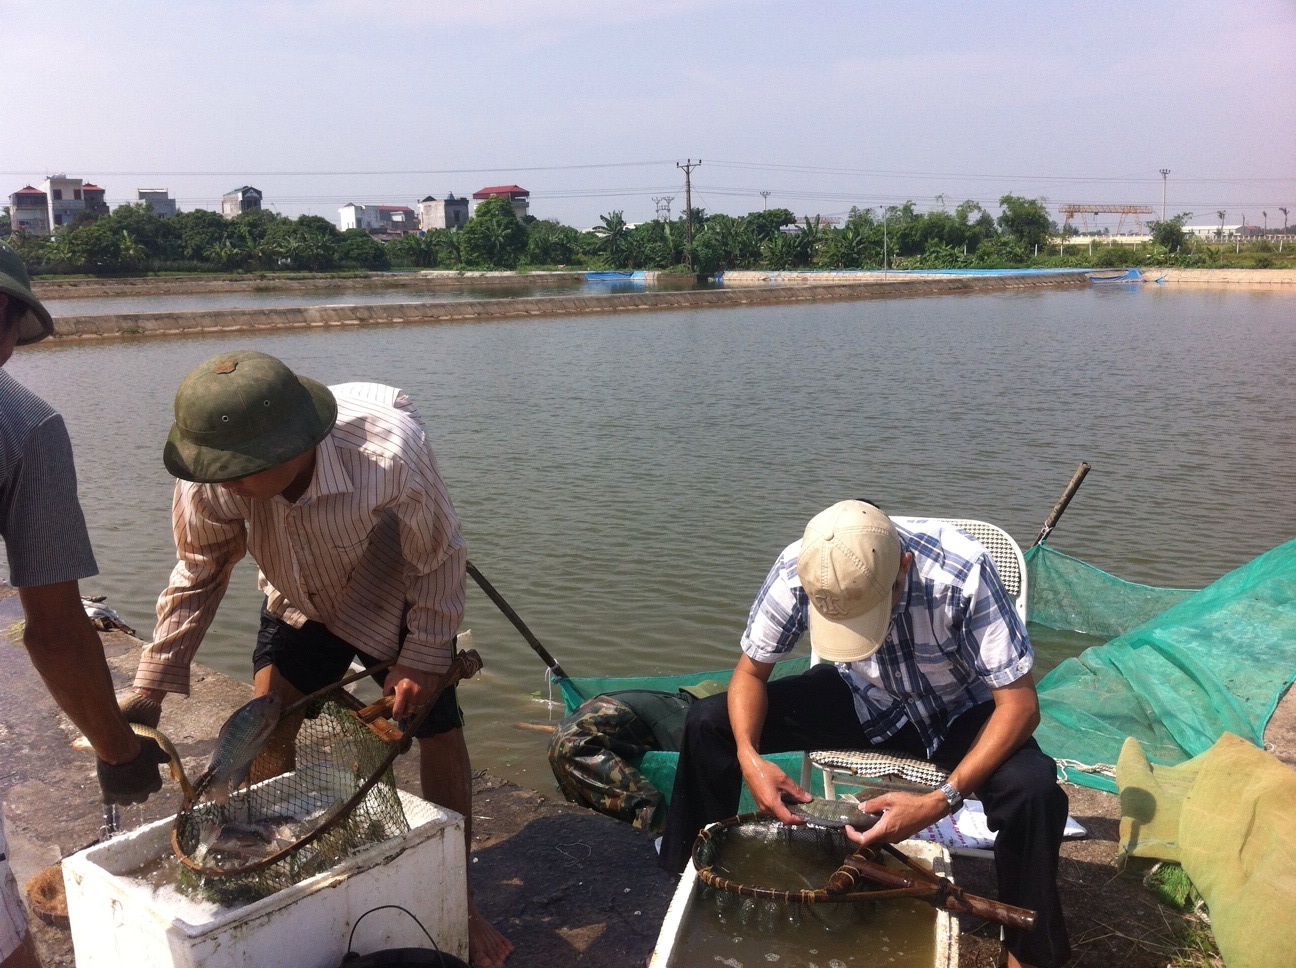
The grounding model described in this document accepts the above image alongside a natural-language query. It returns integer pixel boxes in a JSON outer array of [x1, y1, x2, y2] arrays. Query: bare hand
[[845, 790, 948, 848], [742, 757, 812, 824], [382, 663, 447, 721]]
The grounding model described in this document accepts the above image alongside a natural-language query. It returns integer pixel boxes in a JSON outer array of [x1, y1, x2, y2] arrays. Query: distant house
[[338, 203, 418, 237], [43, 174, 87, 229], [138, 189, 177, 218], [375, 205, 417, 236], [418, 194, 469, 231], [471, 185, 529, 221], [82, 184, 109, 217], [221, 186, 263, 218], [339, 203, 377, 232], [8, 185, 50, 235]]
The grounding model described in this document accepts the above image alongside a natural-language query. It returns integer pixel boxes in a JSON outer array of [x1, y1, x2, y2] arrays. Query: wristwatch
[[937, 781, 964, 814]]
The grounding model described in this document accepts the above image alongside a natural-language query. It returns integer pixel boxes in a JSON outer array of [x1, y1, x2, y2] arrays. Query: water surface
[[7, 285, 1294, 788]]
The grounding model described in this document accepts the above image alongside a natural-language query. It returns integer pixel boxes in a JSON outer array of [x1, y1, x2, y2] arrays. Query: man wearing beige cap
[[659, 500, 1069, 968]]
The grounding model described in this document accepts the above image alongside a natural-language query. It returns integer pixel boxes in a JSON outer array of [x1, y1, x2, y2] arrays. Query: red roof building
[[471, 185, 530, 220]]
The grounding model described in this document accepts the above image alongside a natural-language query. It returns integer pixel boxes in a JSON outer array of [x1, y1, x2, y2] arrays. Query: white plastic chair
[[800, 517, 1029, 800]]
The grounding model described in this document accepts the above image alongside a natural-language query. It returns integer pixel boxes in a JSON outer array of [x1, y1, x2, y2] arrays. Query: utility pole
[[1159, 169, 1170, 221], [879, 205, 889, 276], [677, 159, 701, 267], [652, 195, 674, 221], [760, 190, 771, 210]]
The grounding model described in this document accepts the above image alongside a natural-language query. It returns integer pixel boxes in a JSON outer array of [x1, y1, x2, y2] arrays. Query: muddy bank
[[48, 272, 1087, 343]]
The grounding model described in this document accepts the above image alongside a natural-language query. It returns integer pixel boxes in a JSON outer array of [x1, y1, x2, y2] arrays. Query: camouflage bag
[[547, 686, 722, 833]]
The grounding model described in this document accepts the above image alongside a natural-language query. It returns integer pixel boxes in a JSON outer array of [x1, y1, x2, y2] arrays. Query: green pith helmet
[[163, 350, 338, 483], [0, 243, 55, 346]]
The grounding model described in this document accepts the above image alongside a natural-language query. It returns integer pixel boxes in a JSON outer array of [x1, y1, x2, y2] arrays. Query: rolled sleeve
[[961, 554, 1034, 689], [393, 455, 466, 675], [740, 542, 808, 664], [136, 483, 247, 695]]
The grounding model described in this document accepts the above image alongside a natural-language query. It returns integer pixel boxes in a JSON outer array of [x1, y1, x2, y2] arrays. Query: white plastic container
[[649, 836, 957, 968], [63, 785, 467, 968]]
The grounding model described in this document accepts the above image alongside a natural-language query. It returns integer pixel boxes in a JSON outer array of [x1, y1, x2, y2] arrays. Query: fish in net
[[171, 650, 482, 905]]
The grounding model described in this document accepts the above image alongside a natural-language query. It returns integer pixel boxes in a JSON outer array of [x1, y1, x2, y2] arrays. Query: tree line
[[0, 192, 1275, 277]]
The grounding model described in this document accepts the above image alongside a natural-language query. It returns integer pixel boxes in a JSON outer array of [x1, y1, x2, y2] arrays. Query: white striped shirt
[[136, 382, 466, 694]]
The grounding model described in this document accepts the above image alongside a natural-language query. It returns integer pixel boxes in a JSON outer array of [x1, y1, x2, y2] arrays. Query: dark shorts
[[252, 603, 464, 739]]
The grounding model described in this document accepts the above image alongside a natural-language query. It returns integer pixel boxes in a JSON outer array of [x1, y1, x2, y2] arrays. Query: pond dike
[[0, 588, 678, 968], [48, 271, 1088, 342]]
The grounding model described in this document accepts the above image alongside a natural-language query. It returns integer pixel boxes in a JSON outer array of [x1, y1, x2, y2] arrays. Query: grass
[[1168, 919, 1222, 968], [1142, 863, 1222, 968]]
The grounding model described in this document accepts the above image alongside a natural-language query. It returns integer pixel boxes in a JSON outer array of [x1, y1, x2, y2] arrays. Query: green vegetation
[[4, 194, 1293, 278]]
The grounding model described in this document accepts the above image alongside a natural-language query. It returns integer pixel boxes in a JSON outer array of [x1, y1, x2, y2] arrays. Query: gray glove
[[97, 737, 171, 805], [118, 688, 162, 729]]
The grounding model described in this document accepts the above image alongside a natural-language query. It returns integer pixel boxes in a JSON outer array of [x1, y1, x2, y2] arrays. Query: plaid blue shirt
[[740, 518, 1034, 756]]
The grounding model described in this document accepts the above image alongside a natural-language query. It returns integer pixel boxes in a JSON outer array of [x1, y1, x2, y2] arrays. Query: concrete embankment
[[32, 270, 594, 300], [1144, 268, 1296, 286], [49, 272, 1087, 342]]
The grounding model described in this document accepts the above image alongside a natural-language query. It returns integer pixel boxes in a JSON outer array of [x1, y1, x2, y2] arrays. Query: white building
[[338, 203, 418, 236], [221, 186, 262, 218], [418, 195, 469, 231], [138, 189, 177, 218]]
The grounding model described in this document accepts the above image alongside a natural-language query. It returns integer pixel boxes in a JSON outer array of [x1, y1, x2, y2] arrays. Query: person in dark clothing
[[659, 500, 1070, 968]]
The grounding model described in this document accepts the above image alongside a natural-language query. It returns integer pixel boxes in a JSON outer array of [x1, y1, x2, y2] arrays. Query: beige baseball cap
[[796, 500, 903, 662]]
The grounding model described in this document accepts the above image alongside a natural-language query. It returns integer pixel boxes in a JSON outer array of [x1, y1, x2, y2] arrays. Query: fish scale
[[192, 693, 283, 805]]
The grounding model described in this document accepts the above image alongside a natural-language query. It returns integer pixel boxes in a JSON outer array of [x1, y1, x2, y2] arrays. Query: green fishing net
[[1033, 538, 1296, 791]]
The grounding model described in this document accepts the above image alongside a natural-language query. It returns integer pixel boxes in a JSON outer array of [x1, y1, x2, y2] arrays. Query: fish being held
[[73, 723, 196, 803], [784, 795, 882, 831], [191, 693, 283, 805]]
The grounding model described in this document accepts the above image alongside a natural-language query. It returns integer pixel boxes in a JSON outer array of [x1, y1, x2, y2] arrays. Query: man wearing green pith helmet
[[119, 349, 513, 968]]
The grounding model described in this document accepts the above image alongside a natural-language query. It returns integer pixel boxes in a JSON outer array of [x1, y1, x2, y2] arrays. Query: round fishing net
[[690, 814, 1036, 931], [172, 650, 481, 905]]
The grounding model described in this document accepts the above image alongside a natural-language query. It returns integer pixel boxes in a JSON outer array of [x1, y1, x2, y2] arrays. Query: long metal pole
[[1159, 169, 1170, 222]]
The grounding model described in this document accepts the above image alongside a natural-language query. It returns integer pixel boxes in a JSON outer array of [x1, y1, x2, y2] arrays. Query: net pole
[[466, 560, 569, 679], [1032, 461, 1091, 548]]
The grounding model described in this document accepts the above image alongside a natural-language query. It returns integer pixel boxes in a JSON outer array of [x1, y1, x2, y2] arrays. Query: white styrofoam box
[[63, 783, 467, 968], [649, 835, 957, 968]]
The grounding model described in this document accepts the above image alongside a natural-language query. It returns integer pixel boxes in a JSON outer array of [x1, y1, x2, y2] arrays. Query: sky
[[5, 0, 1295, 233]]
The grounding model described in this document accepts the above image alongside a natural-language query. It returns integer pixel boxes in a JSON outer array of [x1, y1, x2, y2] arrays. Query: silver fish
[[192, 693, 282, 804], [786, 796, 881, 830]]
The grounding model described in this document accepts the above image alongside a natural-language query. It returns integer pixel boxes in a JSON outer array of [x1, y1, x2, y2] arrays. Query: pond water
[[5, 283, 1295, 789]]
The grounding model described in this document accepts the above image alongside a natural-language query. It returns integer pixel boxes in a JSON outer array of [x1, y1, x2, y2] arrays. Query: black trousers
[[658, 664, 1072, 968]]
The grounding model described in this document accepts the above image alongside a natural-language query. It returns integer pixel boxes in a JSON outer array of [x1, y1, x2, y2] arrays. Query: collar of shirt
[[300, 434, 353, 501]]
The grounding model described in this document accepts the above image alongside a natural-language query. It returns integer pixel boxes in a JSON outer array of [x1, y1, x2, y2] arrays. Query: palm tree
[[1281, 208, 1289, 232], [594, 211, 629, 268], [1262, 211, 1268, 233]]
